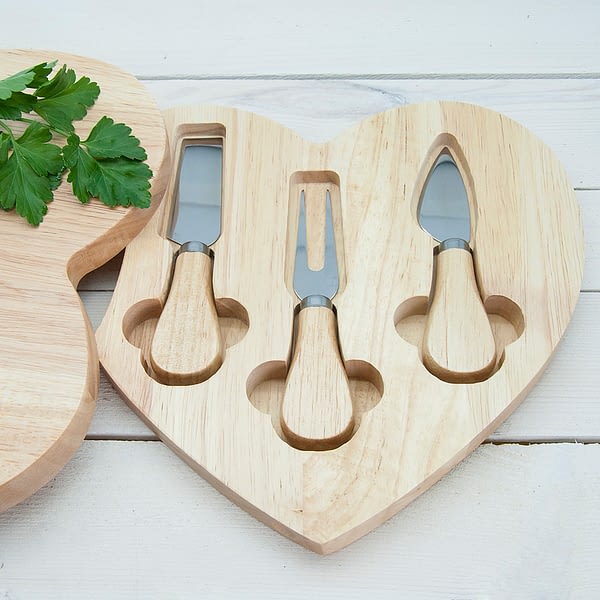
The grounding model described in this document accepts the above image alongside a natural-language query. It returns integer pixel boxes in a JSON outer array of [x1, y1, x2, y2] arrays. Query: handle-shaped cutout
[[150, 247, 224, 385], [422, 245, 496, 383], [281, 301, 355, 451]]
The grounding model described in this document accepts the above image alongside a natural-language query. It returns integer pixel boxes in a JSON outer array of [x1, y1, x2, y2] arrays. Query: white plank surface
[[4, 0, 599, 76], [1, 441, 598, 599], [2, 1, 599, 596]]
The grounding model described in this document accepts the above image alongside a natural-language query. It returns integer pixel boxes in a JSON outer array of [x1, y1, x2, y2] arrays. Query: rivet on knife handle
[[280, 185, 354, 450], [149, 140, 224, 385], [418, 151, 496, 383]]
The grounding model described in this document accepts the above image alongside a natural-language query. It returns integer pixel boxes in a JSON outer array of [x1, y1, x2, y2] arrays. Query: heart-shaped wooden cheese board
[[97, 102, 583, 553], [0, 50, 168, 512]]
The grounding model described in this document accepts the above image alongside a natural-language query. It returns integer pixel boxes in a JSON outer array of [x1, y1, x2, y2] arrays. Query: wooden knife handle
[[150, 246, 224, 385], [280, 298, 355, 451], [422, 243, 497, 383]]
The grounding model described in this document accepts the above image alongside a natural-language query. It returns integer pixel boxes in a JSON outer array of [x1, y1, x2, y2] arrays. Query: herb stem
[[17, 117, 71, 138], [0, 120, 13, 135]]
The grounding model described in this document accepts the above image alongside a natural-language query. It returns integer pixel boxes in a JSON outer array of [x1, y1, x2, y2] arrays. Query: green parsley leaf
[[0, 61, 55, 100], [89, 158, 152, 207], [84, 116, 148, 160], [34, 65, 100, 133], [0, 133, 9, 165], [0, 91, 38, 120], [48, 169, 65, 191], [63, 134, 97, 203], [0, 158, 52, 224], [29, 61, 58, 89], [15, 121, 64, 176], [65, 140, 152, 208], [0, 123, 65, 225]]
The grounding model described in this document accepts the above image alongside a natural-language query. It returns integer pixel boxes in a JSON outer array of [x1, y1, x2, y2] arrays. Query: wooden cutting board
[[0, 50, 168, 512], [97, 102, 583, 553]]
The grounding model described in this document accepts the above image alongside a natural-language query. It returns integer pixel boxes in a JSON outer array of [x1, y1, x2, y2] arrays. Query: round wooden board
[[0, 50, 169, 511]]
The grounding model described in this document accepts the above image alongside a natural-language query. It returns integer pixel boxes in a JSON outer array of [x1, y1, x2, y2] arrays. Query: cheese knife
[[280, 187, 354, 450], [418, 152, 496, 383], [150, 141, 224, 385]]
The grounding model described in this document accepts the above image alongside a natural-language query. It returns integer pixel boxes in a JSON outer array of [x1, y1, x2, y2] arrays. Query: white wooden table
[[2, 1, 599, 597]]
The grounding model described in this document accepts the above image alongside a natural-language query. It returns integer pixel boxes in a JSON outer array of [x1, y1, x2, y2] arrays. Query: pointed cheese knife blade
[[149, 142, 225, 386], [418, 152, 496, 383], [281, 187, 354, 451], [418, 153, 470, 246]]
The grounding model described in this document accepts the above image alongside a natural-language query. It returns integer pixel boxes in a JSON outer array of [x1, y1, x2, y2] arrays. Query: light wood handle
[[422, 246, 496, 383], [150, 249, 224, 385], [281, 301, 355, 451]]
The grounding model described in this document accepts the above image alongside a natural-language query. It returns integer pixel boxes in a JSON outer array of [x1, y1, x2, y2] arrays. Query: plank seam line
[[83, 437, 600, 445], [80, 289, 600, 295], [485, 440, 600, 446], [85, 435, 160, 442], [137, 73, 600, 82]]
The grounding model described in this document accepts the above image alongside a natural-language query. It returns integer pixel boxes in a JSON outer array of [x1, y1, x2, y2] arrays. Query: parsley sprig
[[0, 61, 152, 225]]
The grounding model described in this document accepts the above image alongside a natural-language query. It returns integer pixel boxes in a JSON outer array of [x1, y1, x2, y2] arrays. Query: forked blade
[[293, 190, 339, 300]]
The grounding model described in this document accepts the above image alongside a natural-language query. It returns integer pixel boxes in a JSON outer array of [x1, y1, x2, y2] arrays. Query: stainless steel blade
[[169, 142, 222, 247], [418, 153, 470, 244], [293, 189, 339, 301]]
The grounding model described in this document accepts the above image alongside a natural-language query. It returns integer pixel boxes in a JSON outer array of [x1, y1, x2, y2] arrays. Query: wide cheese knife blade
[[418, 152, 496, 383], [150, 141, 225, 385], [280, 187, 354, 451]]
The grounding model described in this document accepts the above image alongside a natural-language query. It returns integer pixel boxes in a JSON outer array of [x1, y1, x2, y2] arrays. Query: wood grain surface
[[96, 101, 583, 553], [421, 246, 498, 383], [150, 249, 225, 385], [0, 50, 168, 512], [281, 304, 355, 450]]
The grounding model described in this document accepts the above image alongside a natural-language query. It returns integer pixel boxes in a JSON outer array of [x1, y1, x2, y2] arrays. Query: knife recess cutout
[[150, 135, 225, 386], [280, 177, 355, 451], [418, 149, 496, 383]]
